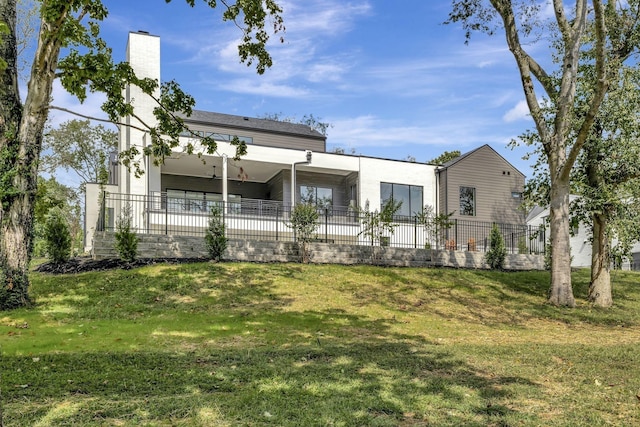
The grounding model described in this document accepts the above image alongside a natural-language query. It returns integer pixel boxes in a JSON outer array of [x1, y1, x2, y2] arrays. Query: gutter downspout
[[290, 150, 312, 207]]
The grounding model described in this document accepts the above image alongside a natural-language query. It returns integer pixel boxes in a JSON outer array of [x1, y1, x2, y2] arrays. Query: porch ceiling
[[162, 155, 354, 183]]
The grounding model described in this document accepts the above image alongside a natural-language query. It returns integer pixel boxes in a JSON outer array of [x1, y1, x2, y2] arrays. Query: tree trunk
[[0, 4, 63, 310], [589, 212, 612, 307], [547, 178, 576, 307]]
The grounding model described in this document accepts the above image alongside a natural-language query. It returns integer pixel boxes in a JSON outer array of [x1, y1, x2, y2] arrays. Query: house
[[436, 144, 525, 224], [526, 198, 640, 270], [435, 144, 527, 252], [84, 31, 529, 254]]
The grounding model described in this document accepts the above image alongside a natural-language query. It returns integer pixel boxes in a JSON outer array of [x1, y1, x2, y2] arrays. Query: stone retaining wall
[[92, 232, 544, 270]]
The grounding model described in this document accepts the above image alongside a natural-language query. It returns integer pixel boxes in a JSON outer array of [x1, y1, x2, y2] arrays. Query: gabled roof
[[439, 144, 525, 178], [183, 110, 326, 140], [526, 205, 546, 223]]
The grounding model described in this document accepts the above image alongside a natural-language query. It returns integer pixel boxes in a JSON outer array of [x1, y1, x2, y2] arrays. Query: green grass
[[2, 262, 640, 426]]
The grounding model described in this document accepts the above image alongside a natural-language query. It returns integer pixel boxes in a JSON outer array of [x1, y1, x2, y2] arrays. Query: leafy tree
[[114, 203, 137, 263], [33, 176, 81, 257], [288, 203, 319, 263], [43, 207, 71, 263], [358, 199, 401, 245], [571, 71, 640, 307], [259, 112, 332, 136], [415, 204, 455, 249], [485, 223, 507, 270], [448, 0, 640, 306], [428, 150, 461, 165], [0, 0, 284, 310], [521, 29, 640, 307], [204, 205, 227, 262], [41, 119, 118, 191]]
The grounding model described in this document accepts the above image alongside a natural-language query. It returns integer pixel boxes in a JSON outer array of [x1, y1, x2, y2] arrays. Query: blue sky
[[49, 0, 542, 182]]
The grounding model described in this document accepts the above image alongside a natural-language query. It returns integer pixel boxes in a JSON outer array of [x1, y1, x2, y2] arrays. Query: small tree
[[43, 207, 72, 264], [205, 206, 227, 262], [416, 205, 455, 249], [358, 200, 401, 264], [287, 203, 319, 263], [486, 224, 507, 270], [115, 204, 138, 263]]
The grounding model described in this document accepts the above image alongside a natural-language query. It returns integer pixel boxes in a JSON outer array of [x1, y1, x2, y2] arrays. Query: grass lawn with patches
[[2, 263, 640, 426]]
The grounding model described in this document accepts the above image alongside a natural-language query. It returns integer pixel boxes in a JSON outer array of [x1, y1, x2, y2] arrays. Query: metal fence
[[97, 192, 546, 254]]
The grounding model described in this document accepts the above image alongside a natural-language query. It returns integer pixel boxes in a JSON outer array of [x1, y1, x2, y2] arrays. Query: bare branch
[[49, 105, 148, 133]]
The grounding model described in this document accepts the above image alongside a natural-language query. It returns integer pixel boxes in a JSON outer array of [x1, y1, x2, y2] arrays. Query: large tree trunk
[[0, 0, 30, 310], [547, 177, 576, 306], [0, 3, 63, 310], [589, 212, 612, 307]]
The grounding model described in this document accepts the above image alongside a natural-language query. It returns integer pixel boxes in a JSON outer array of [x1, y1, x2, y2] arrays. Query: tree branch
[[563, 0, 608, 182], [48, 105, 148, 133]]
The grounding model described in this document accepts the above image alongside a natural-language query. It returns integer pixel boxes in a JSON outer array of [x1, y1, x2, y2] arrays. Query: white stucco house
[[84, 31, 532, 254]]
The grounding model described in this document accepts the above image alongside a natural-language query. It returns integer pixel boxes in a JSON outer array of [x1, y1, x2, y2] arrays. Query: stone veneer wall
[[92, 232, 545, 270]]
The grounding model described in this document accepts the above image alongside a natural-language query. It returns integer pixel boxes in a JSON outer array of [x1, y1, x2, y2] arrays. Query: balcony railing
[[96, 192, 546, 254]]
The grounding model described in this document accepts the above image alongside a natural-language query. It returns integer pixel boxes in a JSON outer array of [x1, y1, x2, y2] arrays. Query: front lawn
[[2, 263, 639, 426]]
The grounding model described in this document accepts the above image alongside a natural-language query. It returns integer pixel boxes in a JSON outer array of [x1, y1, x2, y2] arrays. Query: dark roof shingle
[[183, 110, 326, 140]]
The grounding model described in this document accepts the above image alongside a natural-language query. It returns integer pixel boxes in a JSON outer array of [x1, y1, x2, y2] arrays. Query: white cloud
[[217, 79, 310, 98], [503, 100, 531, 123], [329, 115, 508, 149]]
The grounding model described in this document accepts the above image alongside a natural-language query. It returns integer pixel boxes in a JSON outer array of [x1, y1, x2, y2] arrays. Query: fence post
[[276, 205, 279, 241], [414, 216, 418, 248], [454, 219, 458, 250], [164, 193, 168, 235], [511, 232, 514, 254], [324, 208, 329, 242]]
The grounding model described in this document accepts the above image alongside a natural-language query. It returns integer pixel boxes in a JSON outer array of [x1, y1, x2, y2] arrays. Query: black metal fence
[[97, 192, 546, 254]]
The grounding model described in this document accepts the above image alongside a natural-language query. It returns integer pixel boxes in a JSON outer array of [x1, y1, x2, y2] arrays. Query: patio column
[[222, 154, 228, 204]]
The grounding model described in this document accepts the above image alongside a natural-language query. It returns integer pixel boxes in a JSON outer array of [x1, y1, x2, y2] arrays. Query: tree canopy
[[0, 0, 284, 310], [41, 119, 117, 190], [448, 0, 640, 306]]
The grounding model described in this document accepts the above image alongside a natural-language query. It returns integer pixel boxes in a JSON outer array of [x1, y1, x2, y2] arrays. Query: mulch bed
[[34, 257, 208, 274]]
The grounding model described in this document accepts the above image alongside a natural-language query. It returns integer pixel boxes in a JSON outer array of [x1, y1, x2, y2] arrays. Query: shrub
[[518, 236, 528, 254], [205, 205, 227, 261], [43, 207, 72, 263], [115, 203, 138, 262], [288, 203, 319, 263], [485, 224, 507, 270]]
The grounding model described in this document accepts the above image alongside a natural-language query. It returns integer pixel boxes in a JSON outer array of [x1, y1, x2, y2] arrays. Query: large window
[[459, 186, 476, 216], [300, 186, 333, 208], [380, 183, 423, 217]]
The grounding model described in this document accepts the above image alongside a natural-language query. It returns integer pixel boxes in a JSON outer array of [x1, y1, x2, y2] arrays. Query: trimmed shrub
[[485, 223, 507, 270], [205, 205, 227, 261], [43, 207, 72, 263], [115, 203, 138, 262]]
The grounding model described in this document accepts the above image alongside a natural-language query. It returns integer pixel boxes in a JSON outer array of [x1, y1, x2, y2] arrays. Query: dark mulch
[[34, 257, 209, 274]]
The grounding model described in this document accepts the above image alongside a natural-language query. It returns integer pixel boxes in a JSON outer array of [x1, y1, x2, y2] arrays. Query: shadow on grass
[[10, 262, 543, 425], [4, 338, 537, 426], [352, 266, 640, 328]]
